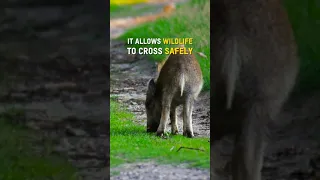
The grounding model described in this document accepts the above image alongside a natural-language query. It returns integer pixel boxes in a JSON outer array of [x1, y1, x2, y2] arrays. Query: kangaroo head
[[145, 78, 161, 132]]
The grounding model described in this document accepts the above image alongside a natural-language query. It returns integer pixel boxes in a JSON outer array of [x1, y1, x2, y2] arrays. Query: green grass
[[0, 109, 77, 180], [110, 4, 120, 13], [284, 0, 320, 93], [119, 0, 210, 90], [110, 4, 159, 18], [110, 100, 210, 169]]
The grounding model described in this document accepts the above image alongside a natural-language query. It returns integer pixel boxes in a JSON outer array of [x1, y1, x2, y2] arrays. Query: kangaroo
[[211, 0, 299, 180], [145, 45, 203, 138]]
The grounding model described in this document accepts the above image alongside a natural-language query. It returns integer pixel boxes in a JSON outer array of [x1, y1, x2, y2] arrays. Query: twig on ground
[[176, 146, 204, 152]]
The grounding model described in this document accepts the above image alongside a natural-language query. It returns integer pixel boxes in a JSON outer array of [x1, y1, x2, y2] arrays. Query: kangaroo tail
[[179, 73, 185, 97], [223, 37, 240, 110]]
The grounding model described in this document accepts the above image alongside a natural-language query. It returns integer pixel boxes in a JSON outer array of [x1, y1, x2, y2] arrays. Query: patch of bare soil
[[111, 162, 210, 180]]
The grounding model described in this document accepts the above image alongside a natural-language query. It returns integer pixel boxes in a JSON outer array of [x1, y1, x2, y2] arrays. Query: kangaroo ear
[[156, 61, 164, 73], [147, 79, 156, 96]]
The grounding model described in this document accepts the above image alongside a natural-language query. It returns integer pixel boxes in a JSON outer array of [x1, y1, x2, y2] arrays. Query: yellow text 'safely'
[[164, 47, 193, 55]]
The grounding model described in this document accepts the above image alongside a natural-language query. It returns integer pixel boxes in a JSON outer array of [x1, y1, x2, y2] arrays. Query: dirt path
[[0, 2, 108, 180]]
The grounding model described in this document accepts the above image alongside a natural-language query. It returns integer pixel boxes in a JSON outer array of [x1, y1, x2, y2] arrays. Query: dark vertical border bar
[[209, 1, 213, 179], [84, 0, 110, 178], [210, 1, 214, 179], [210, 1, 227, 179], [106, 0, 111, 177]]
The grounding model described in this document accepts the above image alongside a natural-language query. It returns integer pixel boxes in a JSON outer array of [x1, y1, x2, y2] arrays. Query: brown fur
[[145, 49, 203, 138], [156, 45, 207, 74], [211, 0, 299, 179]]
